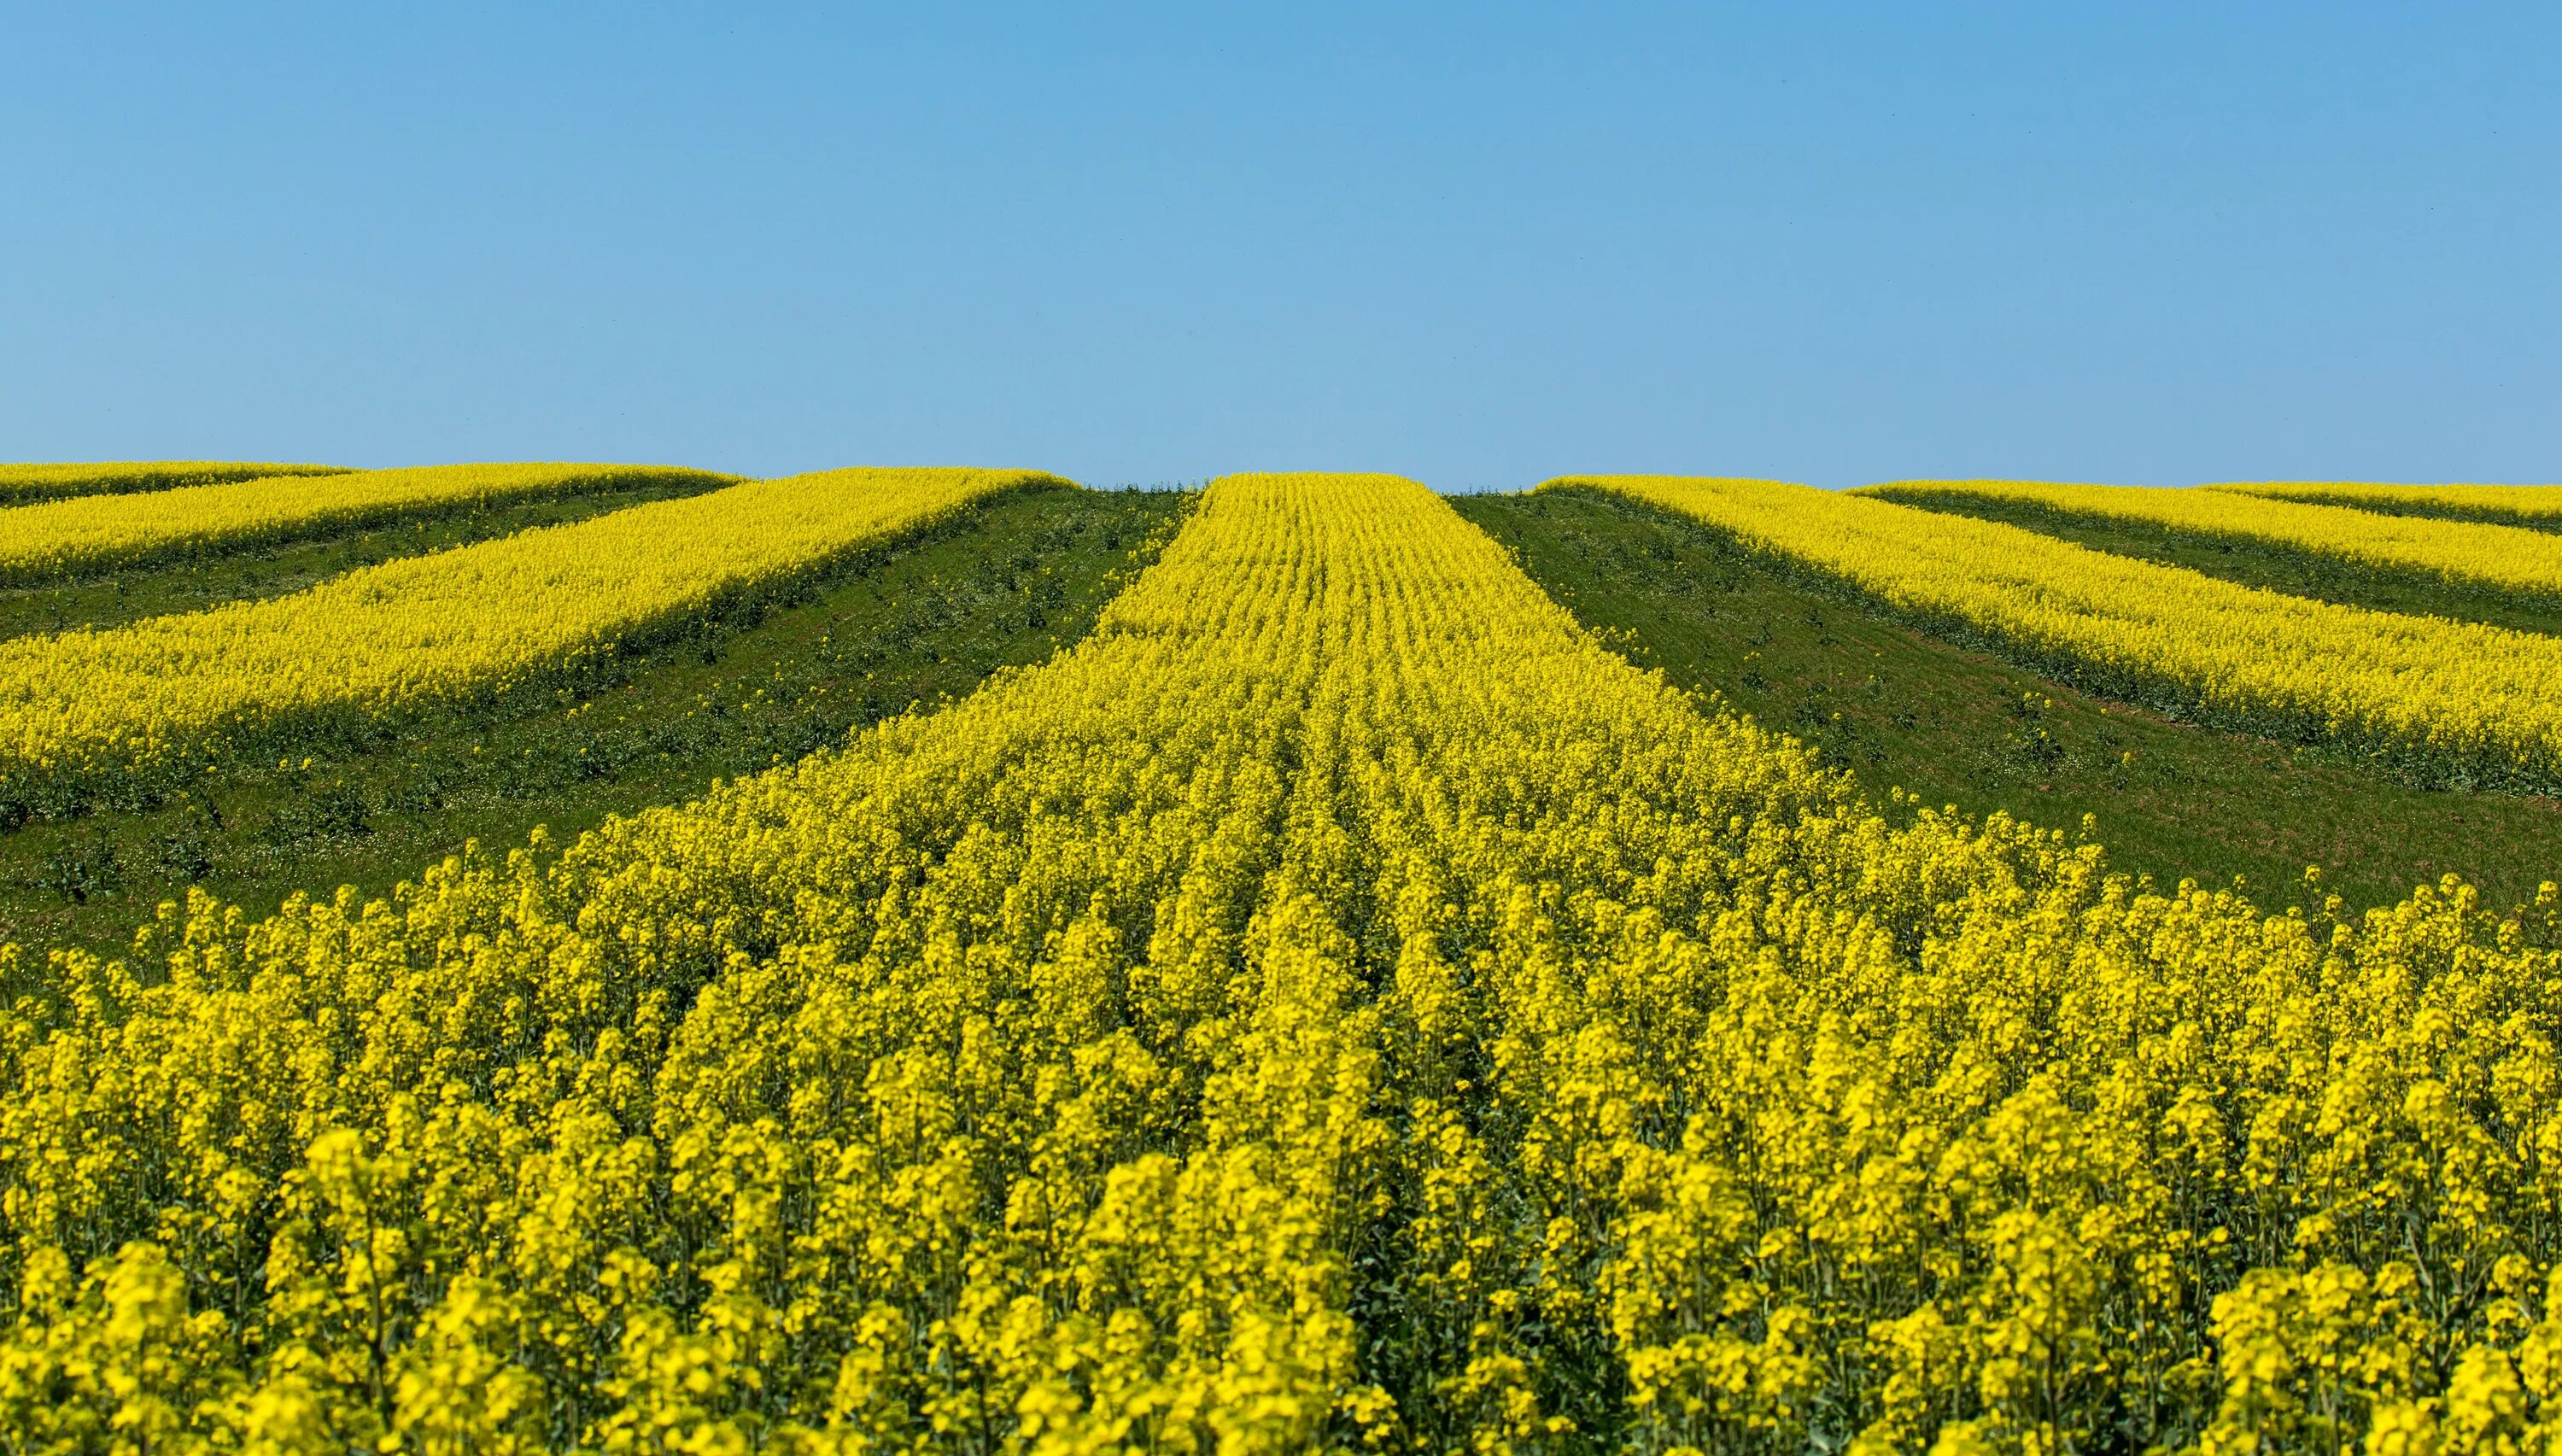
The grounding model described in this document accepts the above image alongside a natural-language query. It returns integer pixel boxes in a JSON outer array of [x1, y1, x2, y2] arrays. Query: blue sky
[[3, 3, 2554, 490]]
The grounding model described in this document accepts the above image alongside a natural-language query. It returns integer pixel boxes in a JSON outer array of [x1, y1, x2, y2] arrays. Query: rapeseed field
[[0, 465, 2556, 1452]]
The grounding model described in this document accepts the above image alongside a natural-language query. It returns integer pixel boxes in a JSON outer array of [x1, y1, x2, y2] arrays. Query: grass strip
[[0, 460, 346, 504], [1863, 483, 2562, 638], [2209, 480, 2562, 530], [0, 466, 1068, 818], [1558, 476, 2562, 796], [0, 462, 736, 584], [1454, 486, 2561, 912], [0, 486, 1188, 956]]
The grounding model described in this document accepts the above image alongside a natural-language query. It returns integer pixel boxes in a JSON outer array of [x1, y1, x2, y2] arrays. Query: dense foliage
[[7, 472, 2559, 1453]]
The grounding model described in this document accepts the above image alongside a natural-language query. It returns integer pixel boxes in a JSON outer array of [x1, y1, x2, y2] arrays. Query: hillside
[[0, 484, 1185, 956], [3, 467, 2557, 1453], [1454, 485, 2562, 911]]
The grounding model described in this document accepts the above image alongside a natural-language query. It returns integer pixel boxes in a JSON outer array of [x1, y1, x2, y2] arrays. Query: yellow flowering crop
[[0, 460, 348, 506], [0, 462, 736, 584], [0, 465, 1061, 816], [1, 471, 2557, 1450], [2208, 480, 2562, 529], [1561, 474, 2562, 792], [1863, 477, 2562, 600]]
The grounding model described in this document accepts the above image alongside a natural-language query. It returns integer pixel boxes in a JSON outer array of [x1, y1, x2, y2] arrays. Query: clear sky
[[3, 3, 2554, 490]]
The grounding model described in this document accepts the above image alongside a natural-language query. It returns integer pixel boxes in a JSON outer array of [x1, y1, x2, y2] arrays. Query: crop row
[[0, 466, 1062, 819], [1863, 477, 2562, 603], [3, 472, 2558, 1449], [0, 462, 736, 586], [2211, 480, 2562, 529], [1566, 476, 2562, 794], [0, 460, 348, 505]]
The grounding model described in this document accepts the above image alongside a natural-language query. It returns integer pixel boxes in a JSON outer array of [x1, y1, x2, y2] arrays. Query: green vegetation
[[2211, 481, 2562, 531], [1453, 486, 2562, 913], [1876, 486, 2562, 636], [0, 475, 722, 640], [0, 459, 348, 504], [0, 486, 1189, 957], [0, 463, 735, 587]]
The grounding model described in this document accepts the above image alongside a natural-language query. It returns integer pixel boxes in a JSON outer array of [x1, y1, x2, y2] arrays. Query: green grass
[[1453, 487, 2562, 915], [1871, 488, 2562, 637], [3, 487, 1191, 960], [0, 475, 727, 640], [2222, 489, 2562, 534]]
